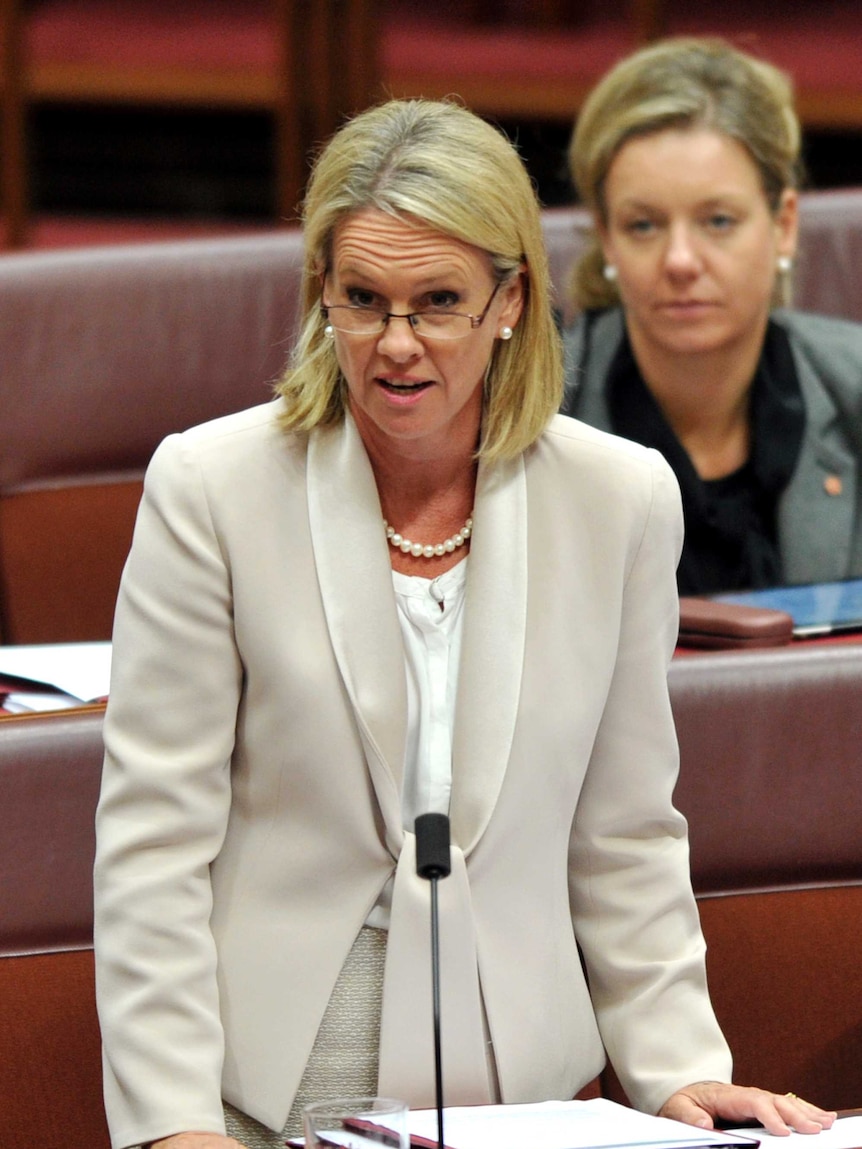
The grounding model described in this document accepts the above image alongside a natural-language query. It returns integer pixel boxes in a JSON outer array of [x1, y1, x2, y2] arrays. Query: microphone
[[414, 812, 451, 1149], [415, 811, 451, 880]]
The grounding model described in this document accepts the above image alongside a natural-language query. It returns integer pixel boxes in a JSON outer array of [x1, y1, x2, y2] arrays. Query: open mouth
[[377, 378, 433, 394]]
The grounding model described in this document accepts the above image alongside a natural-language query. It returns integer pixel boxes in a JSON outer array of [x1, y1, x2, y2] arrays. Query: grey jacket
[[562, 308, 862, 585]]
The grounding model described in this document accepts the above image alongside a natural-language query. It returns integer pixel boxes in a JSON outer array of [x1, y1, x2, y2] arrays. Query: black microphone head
[[415, 813, 451, 880]]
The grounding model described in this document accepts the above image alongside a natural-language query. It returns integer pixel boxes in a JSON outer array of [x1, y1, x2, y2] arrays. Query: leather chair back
[[0, 231, 304, 642], [667, 644, 862, 1110], [0, 706, 109, 1149]]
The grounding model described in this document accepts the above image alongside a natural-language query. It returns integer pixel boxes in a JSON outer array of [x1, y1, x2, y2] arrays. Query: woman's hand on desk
[[659, 1082, 837, 1136], [149, 1134, 247, 1149]]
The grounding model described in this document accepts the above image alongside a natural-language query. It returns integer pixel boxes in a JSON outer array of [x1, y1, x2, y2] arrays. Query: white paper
[[407, 1098, 761, 1149], [1, 692, 84, 713], [0, 642, 112, 702], [731, 1117, 862, 1149]]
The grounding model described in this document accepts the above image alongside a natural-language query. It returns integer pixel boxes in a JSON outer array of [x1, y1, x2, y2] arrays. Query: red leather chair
[[668, 643, 862, 1110], [0, 228, 305, 642], [0, 705, 109, 1149], [699, 885, 862, 1109]]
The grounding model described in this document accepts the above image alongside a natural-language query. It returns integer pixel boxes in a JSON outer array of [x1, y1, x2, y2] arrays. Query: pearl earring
[[777, 256, 793, 274], [603, 265, 618, 282], [324, 323, 335, 339], [500, 326, 513, 341]]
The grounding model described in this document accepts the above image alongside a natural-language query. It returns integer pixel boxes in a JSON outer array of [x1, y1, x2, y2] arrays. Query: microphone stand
[[415, 812, 451, 1149]]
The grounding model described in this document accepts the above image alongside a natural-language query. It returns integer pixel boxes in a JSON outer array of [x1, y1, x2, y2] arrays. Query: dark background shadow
[[32, 106, 862, 222]]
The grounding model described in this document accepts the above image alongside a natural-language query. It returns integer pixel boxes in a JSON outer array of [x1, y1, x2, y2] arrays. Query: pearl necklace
[[384, 512, 473, 558]]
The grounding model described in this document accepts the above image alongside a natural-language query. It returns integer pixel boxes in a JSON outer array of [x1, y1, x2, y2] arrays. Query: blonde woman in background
[[562, 37, 862, 594]]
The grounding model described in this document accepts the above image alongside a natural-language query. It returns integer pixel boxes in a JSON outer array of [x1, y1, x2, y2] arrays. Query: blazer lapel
[[307, 412, 407, 853], [780, 355, 858, 583], [450, 453, 528, 854], [308, 414, 529, 857]]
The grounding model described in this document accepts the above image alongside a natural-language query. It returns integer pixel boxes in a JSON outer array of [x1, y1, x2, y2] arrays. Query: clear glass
[[324, 306, 474, 338], [322, 281, 501, 340], [303, 1096, 409, 1149]]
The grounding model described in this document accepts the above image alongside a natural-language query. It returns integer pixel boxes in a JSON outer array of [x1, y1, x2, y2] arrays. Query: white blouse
[[365, 557, 468, 929]]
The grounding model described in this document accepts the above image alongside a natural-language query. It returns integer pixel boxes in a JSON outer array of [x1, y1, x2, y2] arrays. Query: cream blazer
[[93, 402, 732, 1149]]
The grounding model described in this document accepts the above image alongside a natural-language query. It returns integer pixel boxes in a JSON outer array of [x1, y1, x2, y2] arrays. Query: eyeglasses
[[321, 281, 502, 340]]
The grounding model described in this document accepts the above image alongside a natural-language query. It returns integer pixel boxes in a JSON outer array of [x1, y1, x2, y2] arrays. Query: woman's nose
[[663, 224, 702, 278], [376, 314, 424, 359]]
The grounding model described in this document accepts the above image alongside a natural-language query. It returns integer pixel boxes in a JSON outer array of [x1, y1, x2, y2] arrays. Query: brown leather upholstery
[[1, 209, 861, 1135], [790, 189, 862, 326], [0, 949, 109, 1149], [669, 644, 862, 895], [0, 706, 109, 1149], [0, 230, 304, 643], [7, 189, 862, 644], [665, 643, 862, 1110], [0, 478, 144, 644], [3, 638, 862, 1131], [2, 195, 862, 1134], [699, 885, 862, 1110], [0, 707, 104, 956]]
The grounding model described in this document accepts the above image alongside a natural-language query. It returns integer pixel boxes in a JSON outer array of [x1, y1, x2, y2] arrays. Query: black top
[[605, 320, 806, 594]]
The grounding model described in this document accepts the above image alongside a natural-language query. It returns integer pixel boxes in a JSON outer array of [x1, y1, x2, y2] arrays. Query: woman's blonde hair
[[569, 37, 802, 310], [276, 98, 562, 461]]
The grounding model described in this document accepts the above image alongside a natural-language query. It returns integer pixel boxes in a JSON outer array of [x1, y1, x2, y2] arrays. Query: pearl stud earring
[[324, 323, 335, 339], [500, 326, 513, 341], [603, 265, 618, 282], [777, 256, 793, 274]]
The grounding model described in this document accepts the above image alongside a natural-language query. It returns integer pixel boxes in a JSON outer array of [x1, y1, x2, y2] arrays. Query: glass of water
[[303, 1096, 409, 1149]]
